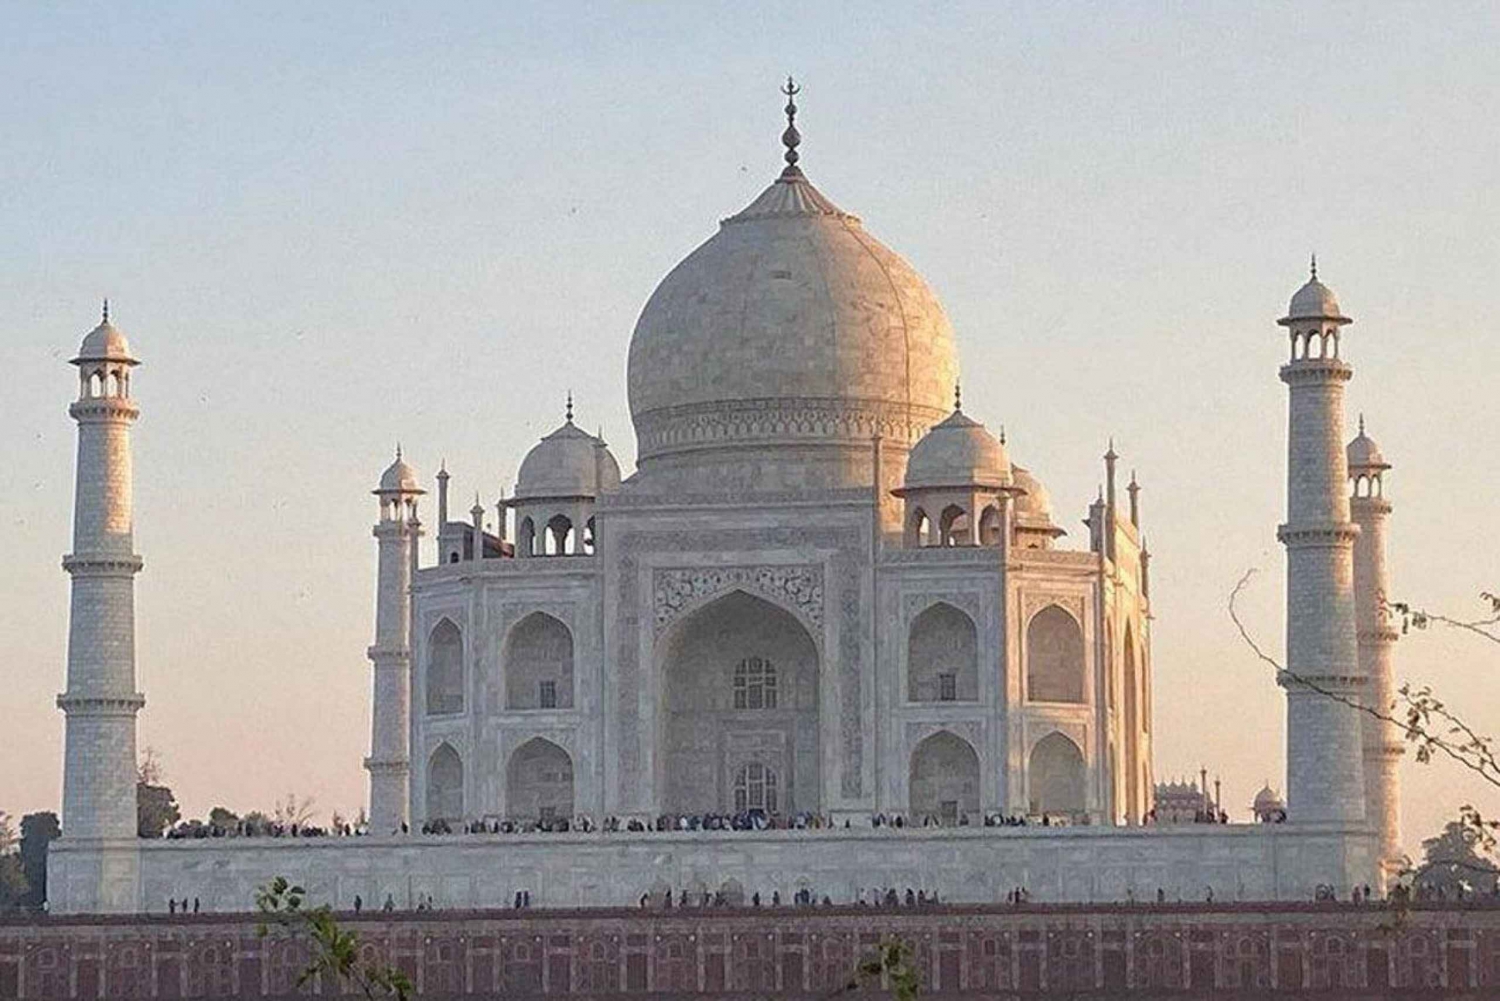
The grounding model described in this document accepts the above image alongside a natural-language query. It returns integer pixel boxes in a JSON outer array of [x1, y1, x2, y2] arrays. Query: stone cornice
[[367, 644, 411, 662], [1358, 626, 1401, 642], [1277, 669, 1364, 691], [1277, 523, 1360, 548], [1350, 497, 1393, 516], [56, 692, 145, 715], [68, 398, 139, 422], [363, 756, 409, 774], [62, 553, 143, 576], [1279, 360, 1353, 385]]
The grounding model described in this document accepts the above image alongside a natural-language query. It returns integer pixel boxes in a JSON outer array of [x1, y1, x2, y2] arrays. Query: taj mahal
[[47, 86, 1404, 915]]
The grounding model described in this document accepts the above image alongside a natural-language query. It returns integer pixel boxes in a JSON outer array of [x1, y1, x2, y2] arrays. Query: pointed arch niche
[[908, 731, 979, 824], [1028, 732, 1086, 819], [907, 602, 978, 703], [505, 612, 574, 710], [506, 737, 574, 821], [426, 744, 464, 825], [1026, 604, 1086, 703], [426, 619, 464, 715]]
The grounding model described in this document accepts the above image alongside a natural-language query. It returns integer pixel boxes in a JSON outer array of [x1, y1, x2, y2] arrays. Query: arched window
[[584, 515, 597, 554], [426, 619, 464, 715], [426, 744, 464, 825], [939, 504, 969, 547], [733, 657, 777, 709], [908, 731, 980, 823], [907, 603, 978, 703], [1027, 604, 1086, 703], [517, 517, 535, 557], [978, 505, 1003, 546], [732, 761, 778, 812], [506, 738, 574, 821], [909, 506, 930, 547], [1028, 732, 1085, 818], [545, 514, 573, 555], [504, 612, 574, 710]]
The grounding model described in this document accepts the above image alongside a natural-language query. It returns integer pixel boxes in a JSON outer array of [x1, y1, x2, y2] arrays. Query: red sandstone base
[[1, 901, 1495, 998]]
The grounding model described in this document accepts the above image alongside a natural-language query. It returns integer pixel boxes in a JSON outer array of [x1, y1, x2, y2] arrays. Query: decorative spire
[[1358, 412, 1366, 436], [1310, 253, 1318, 282], [780, 76, 802, 178], [565, 390, 574, 424], [999, 424, 1006, 445], [953, 380, 962, 411], [1105, 437, 1118, 462], [101, 298, 110, 324], [437, 458, 449, 479], [395, 442, 403, 462]]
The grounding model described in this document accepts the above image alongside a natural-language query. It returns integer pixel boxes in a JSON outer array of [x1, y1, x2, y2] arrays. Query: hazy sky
[[3, 2, 1497, 853]]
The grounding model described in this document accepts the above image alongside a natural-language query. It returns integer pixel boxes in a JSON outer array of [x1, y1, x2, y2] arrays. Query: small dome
[[1010, 465, 1052, 519], [1279, 270, 1350, 325], [1347, 421, 1389, 471], [515, 420, 620, 500], [1253, 785, 1284, 808], [376, 451, 423, 494], [902, 409, 1009, 491], [73, 318, 137, 364]]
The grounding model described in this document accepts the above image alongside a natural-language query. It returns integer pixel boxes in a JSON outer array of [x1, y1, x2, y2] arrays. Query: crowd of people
[[639, 885, 945, 910]]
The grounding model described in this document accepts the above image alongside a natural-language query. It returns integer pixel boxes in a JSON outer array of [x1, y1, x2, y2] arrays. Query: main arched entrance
[[658, 590, 820, 815]]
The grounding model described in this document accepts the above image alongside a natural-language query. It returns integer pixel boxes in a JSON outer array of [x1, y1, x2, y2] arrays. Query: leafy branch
[[824, 937, 920, 1001], [255, 877, 411, 1000]]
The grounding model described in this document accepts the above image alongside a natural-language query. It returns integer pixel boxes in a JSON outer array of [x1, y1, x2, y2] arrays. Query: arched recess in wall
[[505, 612, 574, 710], [426, 619, 464, 715], [908, 730, 979, 824], [907, 602, 978, 702], [978, 505, 1003, 546], [1026, 604, 1085, 703], [658, 589, 820, 815], [517, 517, 536, 557], [1028, 731, 1086, 819], [506, 737, 574, 821], [426, 743, 464, 825]]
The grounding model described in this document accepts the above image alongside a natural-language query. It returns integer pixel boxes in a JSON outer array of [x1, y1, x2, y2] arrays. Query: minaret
[[1349, 416, 1403, 875], [59, 303, 146, 846], [366, 447, 423, 833], [1276, 260, 1366, 824]]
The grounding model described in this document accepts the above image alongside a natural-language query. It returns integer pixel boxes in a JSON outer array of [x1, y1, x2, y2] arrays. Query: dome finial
[[780, 75, 803, 178], [1310, 252, 1318, 281], [565, 389, 574, 423], [395, 442, 403, 461], [953, 380, 962, 412], [1358, 412, 1366, 436], [101, 298, 110, 324]]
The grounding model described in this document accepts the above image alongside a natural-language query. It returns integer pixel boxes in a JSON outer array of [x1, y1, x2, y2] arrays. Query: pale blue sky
[[3, 2, 1497, 851]]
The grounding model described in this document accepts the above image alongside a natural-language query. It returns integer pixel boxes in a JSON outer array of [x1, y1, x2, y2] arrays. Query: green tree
[[0, 813, 27, 912], [256, 877, 412, 999], [137, 749, 181, 838], [208, 807, 239, 829], [18, 812, 60, 909], [1416, 819, 1499, 896]]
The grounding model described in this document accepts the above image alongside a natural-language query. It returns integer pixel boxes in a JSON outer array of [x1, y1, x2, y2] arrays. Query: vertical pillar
[[1276, 270, 1366, 825], [1350, 422, 1403, 878], [59, 308, 145, 845], [366, 451, 424, 833]]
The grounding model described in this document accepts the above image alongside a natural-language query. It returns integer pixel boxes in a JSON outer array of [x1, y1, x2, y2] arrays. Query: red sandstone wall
[[1, 902, 1495, 998]]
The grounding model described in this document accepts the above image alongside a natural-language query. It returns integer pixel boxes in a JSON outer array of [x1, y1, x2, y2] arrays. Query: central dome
[[626, 154, 959, 489]]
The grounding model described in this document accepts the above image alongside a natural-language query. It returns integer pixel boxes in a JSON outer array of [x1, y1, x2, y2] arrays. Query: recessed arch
[[907, 602, 978, 703], [517, 517, 536, 557], [909, 506, 930, 547], [545, 513, 574, 555], [1027, 604, 1086, 703], [506, 737, 574, 822], [426, 618, 463, 715], [505, 612, 574, 710], [426, 743, 463, 826], [938, 504, 969, 547], [1028, 731, 1086, 819], [659, 589, 820, 814], [978, 504, 1003, 546], [908, 730, 979, 824]]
